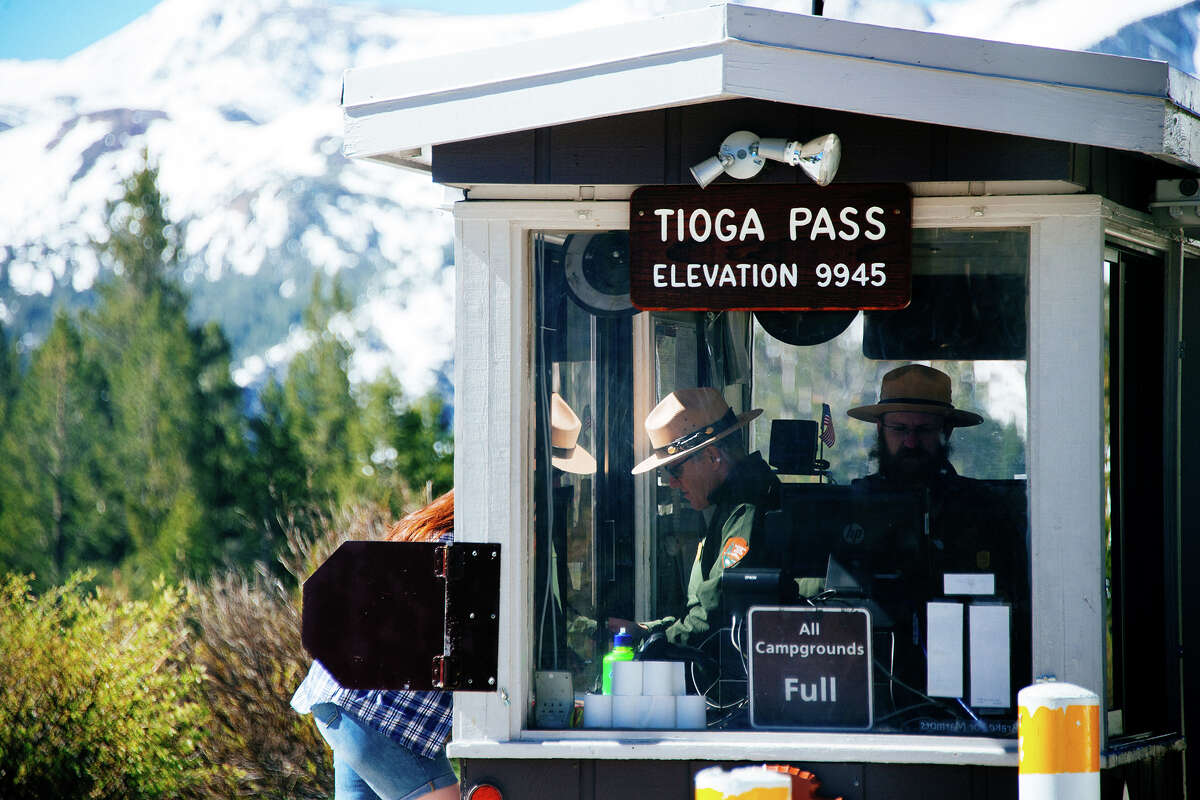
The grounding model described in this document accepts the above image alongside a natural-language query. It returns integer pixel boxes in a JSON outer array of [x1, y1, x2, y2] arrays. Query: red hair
[[385, 489, 454, 543]]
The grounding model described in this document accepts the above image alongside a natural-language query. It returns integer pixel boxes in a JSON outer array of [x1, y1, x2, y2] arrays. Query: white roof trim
[[342, 2, 1200, 170]]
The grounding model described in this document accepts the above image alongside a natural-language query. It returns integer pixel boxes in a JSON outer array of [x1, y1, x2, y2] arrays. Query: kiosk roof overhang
[[342, 3, 1200, 175]]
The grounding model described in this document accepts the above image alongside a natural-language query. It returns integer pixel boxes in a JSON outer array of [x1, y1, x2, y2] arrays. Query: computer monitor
[[765, 485, 925, 587]]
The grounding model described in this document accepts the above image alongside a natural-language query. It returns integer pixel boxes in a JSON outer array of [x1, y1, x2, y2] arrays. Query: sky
[[0, 0, 582, 60]]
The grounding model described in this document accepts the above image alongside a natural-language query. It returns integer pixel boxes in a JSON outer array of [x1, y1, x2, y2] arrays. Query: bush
[[188, 502, 393, 800], [0, 572, 212, 800]]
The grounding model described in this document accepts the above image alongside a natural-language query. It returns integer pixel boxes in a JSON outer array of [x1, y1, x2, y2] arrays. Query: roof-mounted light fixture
[[689, 130, 842, 189]]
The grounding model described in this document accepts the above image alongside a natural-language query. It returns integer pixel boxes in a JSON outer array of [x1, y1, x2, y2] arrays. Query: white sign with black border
[[748, 606, 873, 730]]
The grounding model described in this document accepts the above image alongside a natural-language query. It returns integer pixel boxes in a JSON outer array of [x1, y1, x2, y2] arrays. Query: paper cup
[[676, 694, 707, 729], [583, 693, 612, 728], [611, 660, 644, 696]]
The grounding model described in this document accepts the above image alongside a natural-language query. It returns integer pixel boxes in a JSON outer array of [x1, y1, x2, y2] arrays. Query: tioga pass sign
[[629, 184, 911, 311]]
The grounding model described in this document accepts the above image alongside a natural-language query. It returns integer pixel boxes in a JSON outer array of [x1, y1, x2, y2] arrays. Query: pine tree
[[0, 314, 120, 588], [267, 276, 453, 516], [83, 152, 250, 590]]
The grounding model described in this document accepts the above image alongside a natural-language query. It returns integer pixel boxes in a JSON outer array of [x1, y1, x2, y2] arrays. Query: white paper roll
[[611, 660, 644, 696], [670, 661, 686, 696], [676, 694, 706, 729], [642, 661, 674, 696], [583, 693, 612, 728], [612, 694, 641, 729], [642, 695, 676, 729]]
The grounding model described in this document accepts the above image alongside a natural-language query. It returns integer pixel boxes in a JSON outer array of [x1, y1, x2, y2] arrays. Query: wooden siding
[[431, 99, 1195, 211]]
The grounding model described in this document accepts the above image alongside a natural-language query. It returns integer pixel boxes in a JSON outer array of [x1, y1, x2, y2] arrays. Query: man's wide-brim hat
[[847, 364, 983, 428], [631, 387, 762, 475], [551, 393, 596, 474]]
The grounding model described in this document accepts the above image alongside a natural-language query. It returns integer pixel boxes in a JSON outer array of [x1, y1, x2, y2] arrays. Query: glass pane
[[531, 227, 1031, 738], [531, 232, 637, 726]]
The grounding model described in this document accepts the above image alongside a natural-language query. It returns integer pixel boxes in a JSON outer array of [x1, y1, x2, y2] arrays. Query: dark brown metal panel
[[458, 759, 1174, 798], [972, 764, 1017, 799], [460, 759, 582, 800], [549, 111, 666, 184], [442, 543, 502, 690], [862, 763, 973, 799], [301, 541, 501, 691], [301, 541, 444, 690], [595, 759, 692, 800], [431, 129, 535, 184], [1099, 749, 1184, 799]]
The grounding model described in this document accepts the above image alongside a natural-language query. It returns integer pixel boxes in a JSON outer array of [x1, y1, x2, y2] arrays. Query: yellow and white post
[[1017, 680, 1100, 800]]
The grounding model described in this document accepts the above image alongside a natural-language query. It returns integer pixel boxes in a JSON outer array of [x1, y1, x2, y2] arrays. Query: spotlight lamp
[[689, 130, 842, 188]]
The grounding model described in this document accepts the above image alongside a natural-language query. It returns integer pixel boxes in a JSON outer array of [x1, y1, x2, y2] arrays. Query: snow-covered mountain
[[1, 0, 1197, 396]]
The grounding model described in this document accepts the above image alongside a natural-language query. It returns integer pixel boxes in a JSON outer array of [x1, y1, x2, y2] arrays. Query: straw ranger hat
[[847, 364, 983, 428], [551, 393, 596, 474], [631, 387, 762, 475]]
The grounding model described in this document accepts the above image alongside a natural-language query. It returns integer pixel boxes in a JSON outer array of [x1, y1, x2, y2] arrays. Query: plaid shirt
[[292, 660, 452, 759]]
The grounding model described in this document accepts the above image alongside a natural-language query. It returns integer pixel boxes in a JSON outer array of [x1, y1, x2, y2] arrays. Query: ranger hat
[[631, 387, 762, 475], [847, 364, 983, 428], [550, 393, 596, 474]]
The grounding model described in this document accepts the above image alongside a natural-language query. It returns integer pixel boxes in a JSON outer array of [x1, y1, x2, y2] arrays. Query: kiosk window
[[1104, 247, 1181, 740], [531, 227, 1031, 736]]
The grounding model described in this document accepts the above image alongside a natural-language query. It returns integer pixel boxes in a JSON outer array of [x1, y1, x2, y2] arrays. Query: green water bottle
[[601, 628, 635, 695]]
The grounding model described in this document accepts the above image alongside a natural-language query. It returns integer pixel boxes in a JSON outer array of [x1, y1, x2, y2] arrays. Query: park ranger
[[610, 387, 781, 648]]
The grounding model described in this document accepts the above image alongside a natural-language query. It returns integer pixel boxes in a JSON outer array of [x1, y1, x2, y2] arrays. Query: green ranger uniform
[[644, 452, 780, 647]]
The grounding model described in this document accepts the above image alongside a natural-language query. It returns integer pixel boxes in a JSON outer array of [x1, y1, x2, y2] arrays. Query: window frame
[[448, 194, 1117, 766]]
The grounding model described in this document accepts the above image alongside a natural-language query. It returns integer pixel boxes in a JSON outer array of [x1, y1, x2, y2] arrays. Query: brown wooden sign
[[629, 184, 912, 311]]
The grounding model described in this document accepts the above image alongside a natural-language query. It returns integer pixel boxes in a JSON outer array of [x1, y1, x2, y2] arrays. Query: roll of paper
[[642, 661, 674, 696], [642, 695, 676, 729], [611, 660, 644, 696], [612, 694, 641, 729], [671, 661, 686, 696], [583, 693, 612, 728], [676, 694, 706, 729]]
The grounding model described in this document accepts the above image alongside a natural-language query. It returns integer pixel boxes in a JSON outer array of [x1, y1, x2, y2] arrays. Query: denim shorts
[[311, 703, 457, 800]]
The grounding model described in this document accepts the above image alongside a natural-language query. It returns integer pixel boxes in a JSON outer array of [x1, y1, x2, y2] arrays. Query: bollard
[[1017, 680, 1100, 800]]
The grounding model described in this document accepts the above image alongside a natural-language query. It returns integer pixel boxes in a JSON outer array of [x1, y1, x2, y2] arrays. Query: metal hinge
[[431, 654, 455, 688]]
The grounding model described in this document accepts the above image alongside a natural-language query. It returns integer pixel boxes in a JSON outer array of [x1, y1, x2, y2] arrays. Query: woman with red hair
[[292, 491, 458, 800]]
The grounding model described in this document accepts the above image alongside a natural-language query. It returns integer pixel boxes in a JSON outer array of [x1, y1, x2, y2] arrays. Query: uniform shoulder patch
[[721, 536, 750, 569]]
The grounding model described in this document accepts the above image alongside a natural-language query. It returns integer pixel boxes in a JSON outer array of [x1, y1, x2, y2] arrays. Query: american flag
[[819, 403, 836, 448]]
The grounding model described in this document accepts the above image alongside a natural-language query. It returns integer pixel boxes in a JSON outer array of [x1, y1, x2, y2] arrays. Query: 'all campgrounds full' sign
[[748, 606, 873, 730], [629, 184, 911, 311]]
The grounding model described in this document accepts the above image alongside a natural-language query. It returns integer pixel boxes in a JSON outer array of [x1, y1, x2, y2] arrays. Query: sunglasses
[[664, 454, 695, 479]]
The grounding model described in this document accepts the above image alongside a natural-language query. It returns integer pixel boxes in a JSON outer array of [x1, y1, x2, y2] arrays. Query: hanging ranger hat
[[847, 364, 983, 428], [551, 393, 596, 474], [631, 387, 762, 475]]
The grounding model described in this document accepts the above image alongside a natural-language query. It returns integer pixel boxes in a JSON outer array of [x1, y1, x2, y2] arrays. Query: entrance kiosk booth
[[339, 5, 1200, 798]]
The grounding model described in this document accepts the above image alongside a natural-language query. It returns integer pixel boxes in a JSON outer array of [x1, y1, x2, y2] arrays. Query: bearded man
[[848, 364, 1030, 709]]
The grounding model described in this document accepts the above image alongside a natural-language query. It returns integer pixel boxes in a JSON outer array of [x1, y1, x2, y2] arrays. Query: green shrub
[[0, 571, 213, 799]]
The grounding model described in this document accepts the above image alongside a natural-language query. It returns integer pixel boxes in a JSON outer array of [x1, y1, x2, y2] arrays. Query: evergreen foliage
[[0, 314, 120, 589], [0, 153, 453, 592], [79, 153, 251, 591]]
